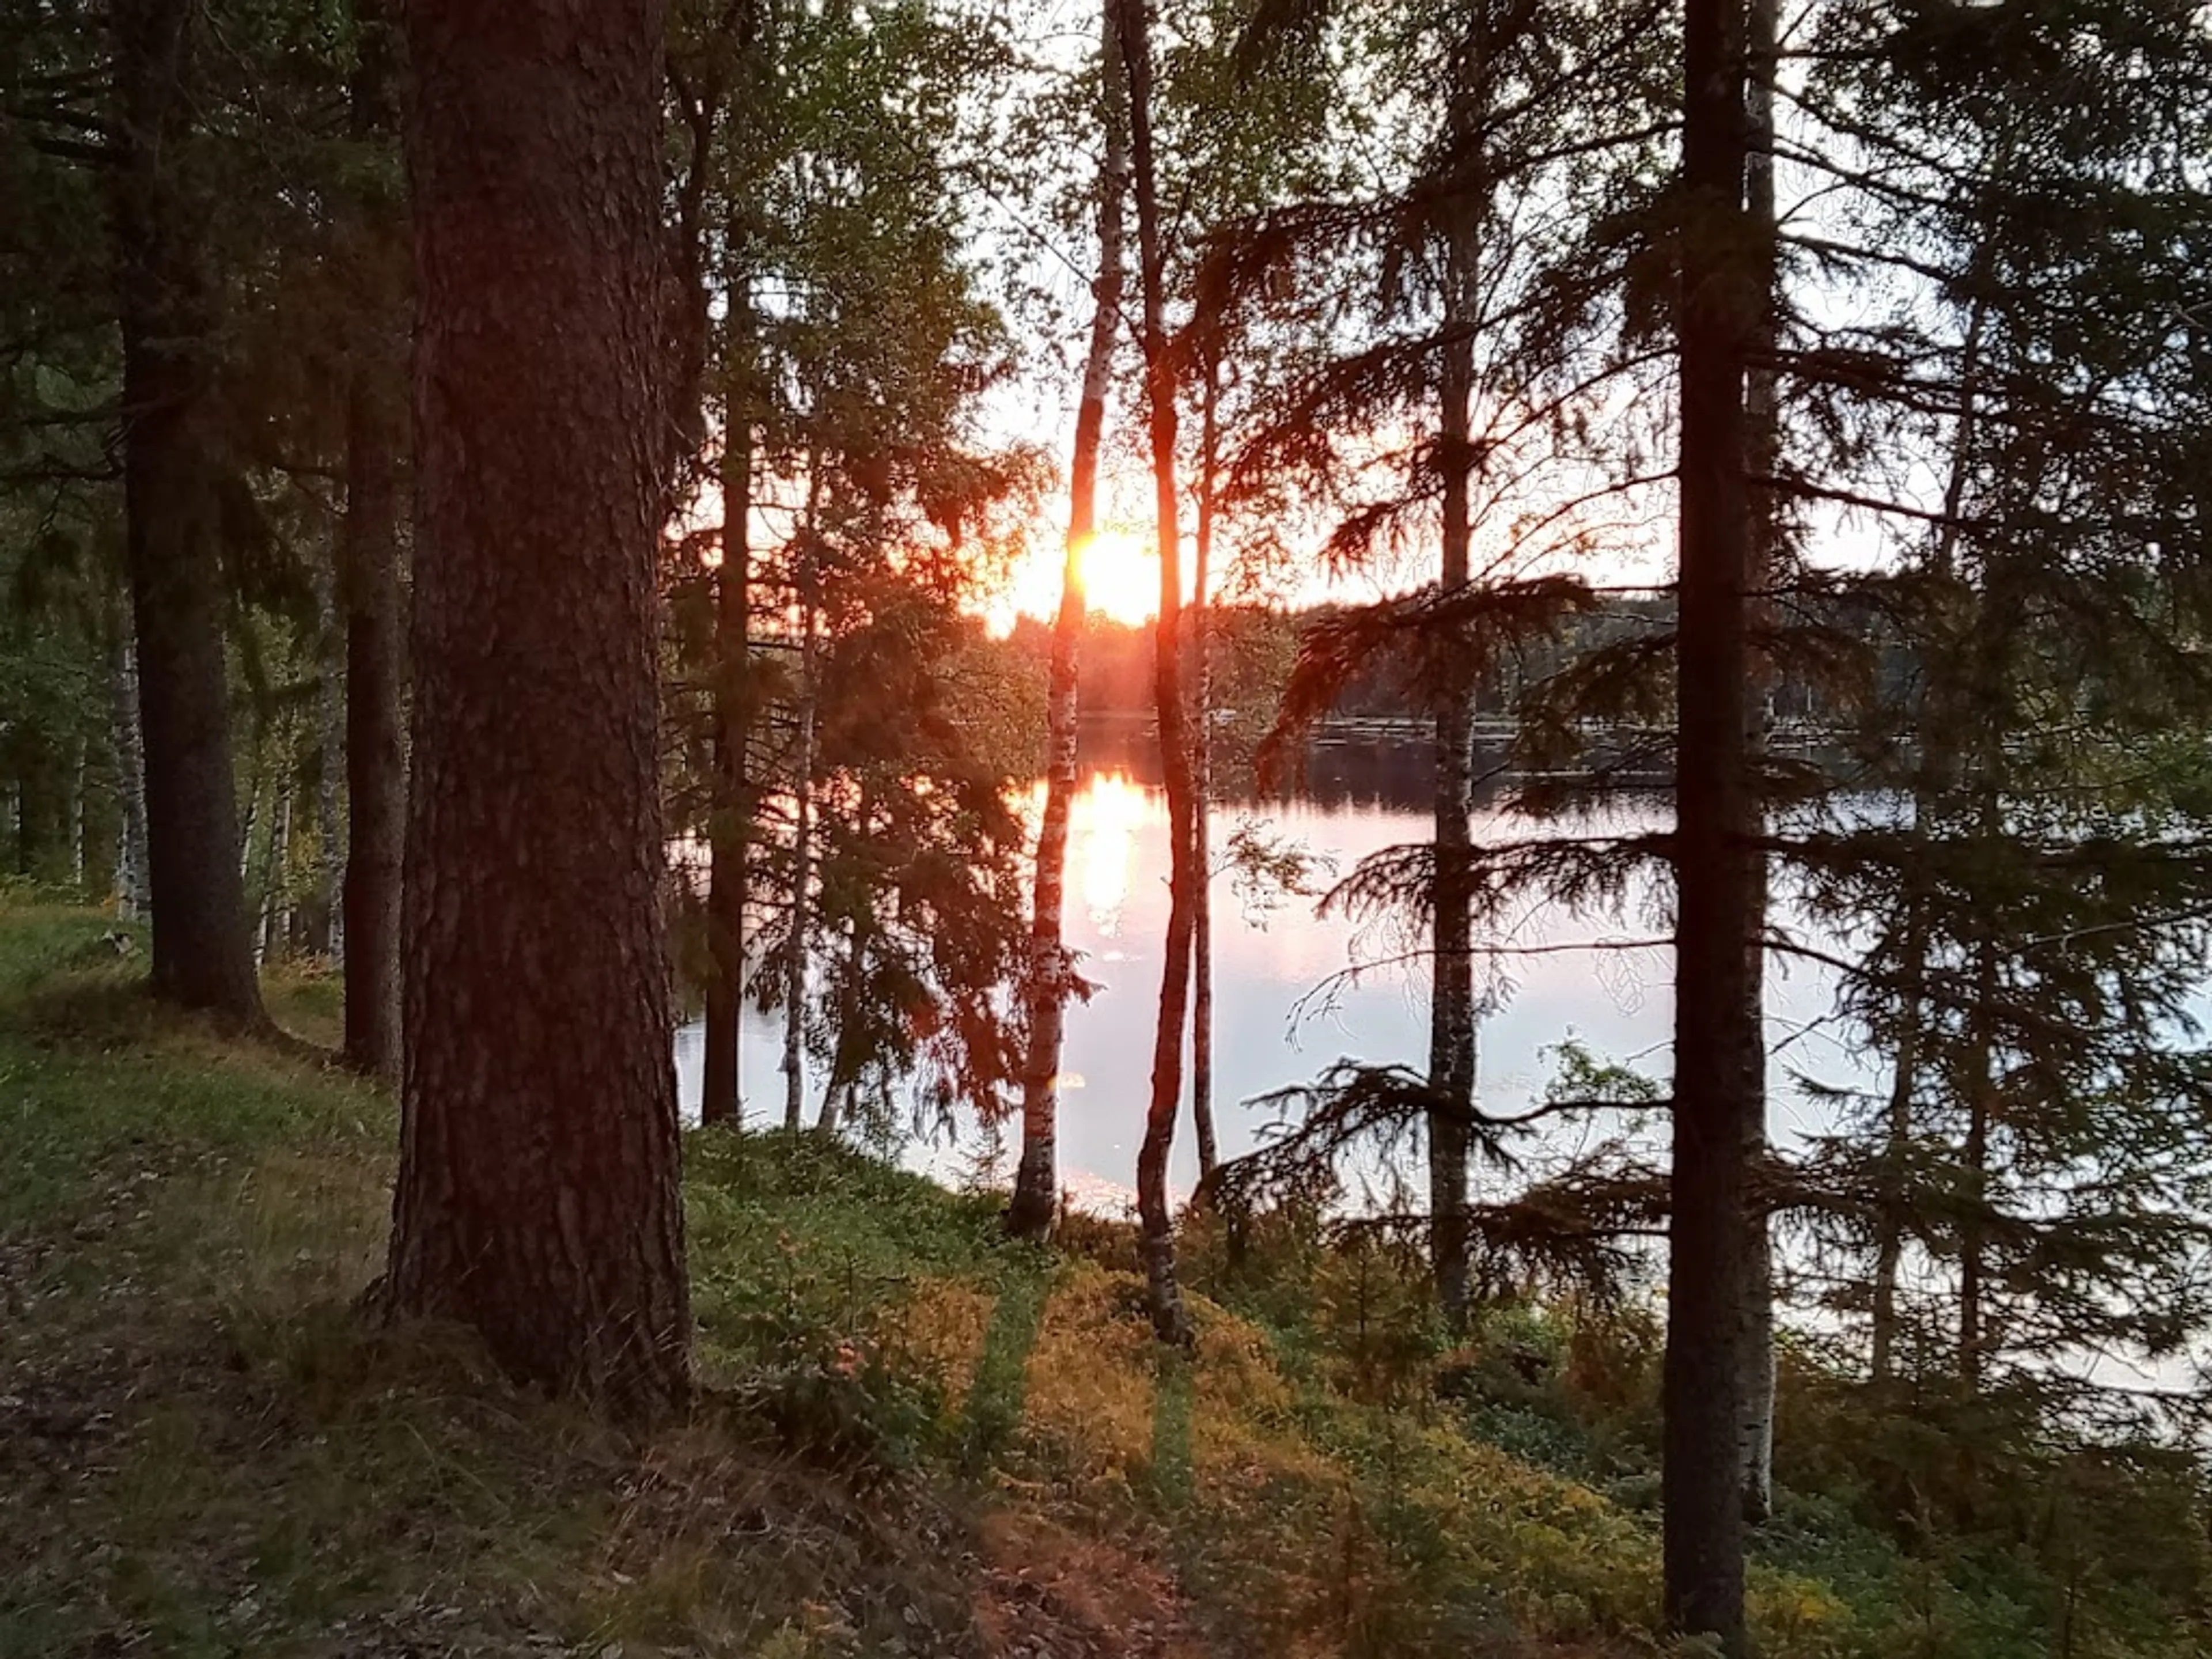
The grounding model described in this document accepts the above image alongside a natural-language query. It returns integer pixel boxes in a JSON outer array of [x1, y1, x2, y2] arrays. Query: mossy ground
[[0, 896, 2198, 1657]]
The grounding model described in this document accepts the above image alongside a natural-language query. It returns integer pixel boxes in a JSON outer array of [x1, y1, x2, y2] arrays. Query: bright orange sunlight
[[1074, 528, 1158, 627]]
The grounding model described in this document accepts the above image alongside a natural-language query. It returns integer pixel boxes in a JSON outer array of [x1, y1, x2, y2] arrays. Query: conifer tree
[[381, 0, 691, 1418]]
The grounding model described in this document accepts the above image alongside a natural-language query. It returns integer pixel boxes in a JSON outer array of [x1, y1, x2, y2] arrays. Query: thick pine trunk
[[1118, 0, 1195, 1348], [111, 0, 267, 1025], [341, 0, 407, 1083], [1663, 0, 1758, 1648], [1010, 3, 1125, 1240], [382, 0, 691, 1420]]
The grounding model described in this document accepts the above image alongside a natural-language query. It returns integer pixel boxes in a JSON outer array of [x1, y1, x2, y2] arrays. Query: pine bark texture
[[342, 0, 407, 1084], [111, 0, 267, 1023], [381, 0, 690, 1420], [1663, 0, 1759, 1647], [1010, 3, 1126, 1241], [1118, 0, 1195, 1349]]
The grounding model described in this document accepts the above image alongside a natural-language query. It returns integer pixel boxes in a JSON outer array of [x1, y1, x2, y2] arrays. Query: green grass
[[1, 896, 2205, 1658]]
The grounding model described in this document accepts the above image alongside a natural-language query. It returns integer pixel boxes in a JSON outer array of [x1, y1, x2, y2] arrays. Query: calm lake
[[674, 720, 1877, 1206]]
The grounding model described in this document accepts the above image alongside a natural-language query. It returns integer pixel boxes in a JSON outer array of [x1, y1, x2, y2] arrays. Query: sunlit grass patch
[[2, 897, 2167, 1659]]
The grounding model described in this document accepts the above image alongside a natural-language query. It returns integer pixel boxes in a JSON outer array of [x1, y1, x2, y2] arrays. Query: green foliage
[[686, 1130, 1008, 1466], [5, 895, 2211, 1657]]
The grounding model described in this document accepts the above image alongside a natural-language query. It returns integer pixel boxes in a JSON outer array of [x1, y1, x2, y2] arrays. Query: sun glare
[[1075, 529, 1158, 627]]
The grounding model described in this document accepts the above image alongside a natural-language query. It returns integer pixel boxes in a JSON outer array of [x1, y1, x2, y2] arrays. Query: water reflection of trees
[[1078, 717, 1440, 813]]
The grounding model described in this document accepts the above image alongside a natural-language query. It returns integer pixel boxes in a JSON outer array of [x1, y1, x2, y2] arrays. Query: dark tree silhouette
[[340, 0, 406, 1083], [1662, 0, 1761, 1646], [112, 0, 267, 1024]]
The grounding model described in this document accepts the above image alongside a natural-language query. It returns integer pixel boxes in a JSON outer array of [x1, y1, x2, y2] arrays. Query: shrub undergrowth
[[2, 896, 2205, 1657]]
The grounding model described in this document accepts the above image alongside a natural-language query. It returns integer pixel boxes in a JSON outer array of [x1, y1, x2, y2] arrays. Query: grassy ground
[[0, 895, 2186, 1658]]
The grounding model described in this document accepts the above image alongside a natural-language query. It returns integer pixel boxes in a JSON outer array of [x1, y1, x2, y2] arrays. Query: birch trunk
[[1190, 346, 1219, 1186], [259, 772, 292, 965], [782, 474, 821, 1134], [109, 620, 150, 921], [1736, 0, 1779, 1527], [1116, 0, 1195, 1347], [311, 552, 344, 957], [1009, 1, 1126, 1240], [67, 733, 87, 892]]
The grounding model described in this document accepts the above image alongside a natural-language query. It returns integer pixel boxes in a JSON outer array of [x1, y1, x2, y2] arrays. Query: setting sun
[[1074, 528, 1158, 627]]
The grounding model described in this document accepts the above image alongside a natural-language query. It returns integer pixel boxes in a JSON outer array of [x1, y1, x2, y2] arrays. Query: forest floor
[[0, 896, 1936, 1658]]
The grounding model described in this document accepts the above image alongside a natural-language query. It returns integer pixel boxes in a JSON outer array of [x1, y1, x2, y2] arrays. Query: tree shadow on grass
[[1148, 1346, 1194, 1509], [957, 1256, 1053, 1475]]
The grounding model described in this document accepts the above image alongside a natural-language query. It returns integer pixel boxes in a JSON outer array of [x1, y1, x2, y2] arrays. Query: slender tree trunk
[[1117, 0, 1194, 1348], [1736, 0, 1779, 1527], [1190, 346, 1219, 1185], [1959, 1055, 1990, 1393], [1664, 0, 1758, 1647], [783, 479, 821, 1134], [1868, 921, 1921, 1383], [238, 725, 264, 887], [67, 733, 87, 892], [1430, 159, 1480, 1334], [309, 552, 344, 957], [818, 907, 865, 1138], [702, 277, 756, 1130], [259, 770, 292, 964], [1959, 897, 1999, 1396], [111, 0, 267, 1024], [109, 617, 150, 921], [381, 0, 690, 1421], [1873, 283, 1987, 1382], [341, 0, 407, 1084], [1010, 1, 1126, 1240]]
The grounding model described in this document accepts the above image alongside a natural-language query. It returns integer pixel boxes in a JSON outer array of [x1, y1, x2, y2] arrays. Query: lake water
[[673, 721, 1877, 1206]]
